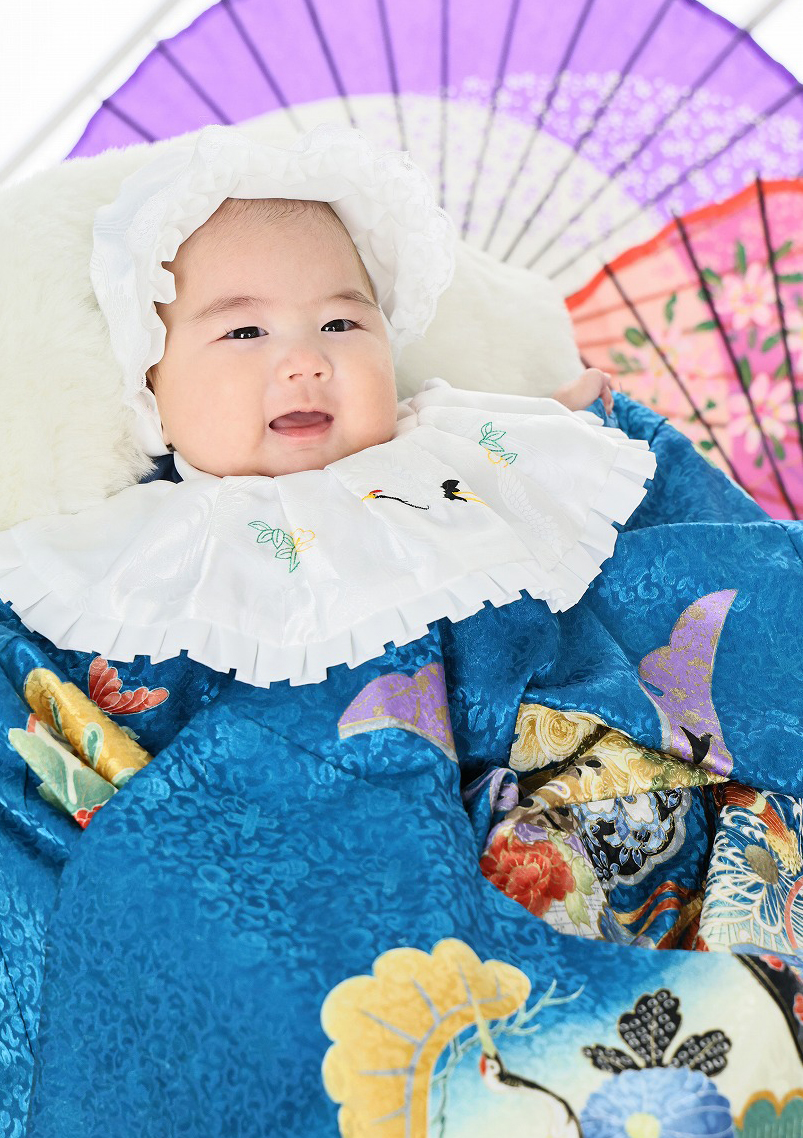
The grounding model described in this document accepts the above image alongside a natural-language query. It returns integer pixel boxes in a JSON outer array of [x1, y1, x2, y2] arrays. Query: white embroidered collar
[[0, 382, 655, 688]]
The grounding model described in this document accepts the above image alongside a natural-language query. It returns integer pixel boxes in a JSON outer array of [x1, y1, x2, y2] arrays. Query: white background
[[1, 0, 801, 186]]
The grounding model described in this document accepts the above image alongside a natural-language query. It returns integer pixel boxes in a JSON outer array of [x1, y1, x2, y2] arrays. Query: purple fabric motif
[[638, 589, 737, 777], [68, 0, 803, 244], [337, 662, 457, 763]]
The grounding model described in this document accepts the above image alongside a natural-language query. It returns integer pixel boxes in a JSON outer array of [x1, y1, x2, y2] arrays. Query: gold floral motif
[[520, 724, 727, 809], [24, 667, 151, 786], [322, 938, 529, 1137], [510, 704, 605, 772]]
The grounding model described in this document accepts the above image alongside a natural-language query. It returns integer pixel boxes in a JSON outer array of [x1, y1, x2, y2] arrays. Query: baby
[[148, 194, 614, 478], [14, 121, 652, 692]]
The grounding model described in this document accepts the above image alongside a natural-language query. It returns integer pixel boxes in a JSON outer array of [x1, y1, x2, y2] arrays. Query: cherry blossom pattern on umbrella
[[568, 179, 803, 519]]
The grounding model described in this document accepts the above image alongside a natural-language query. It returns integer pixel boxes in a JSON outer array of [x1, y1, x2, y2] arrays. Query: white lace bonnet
[[90, 123, 456, 456]]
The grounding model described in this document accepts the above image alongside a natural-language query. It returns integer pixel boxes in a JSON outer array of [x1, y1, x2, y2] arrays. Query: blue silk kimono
[[2, 396, 802, 1138]]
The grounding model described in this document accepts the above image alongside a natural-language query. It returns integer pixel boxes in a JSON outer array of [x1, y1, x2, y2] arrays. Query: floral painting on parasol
[[567, 177, 803, 518]]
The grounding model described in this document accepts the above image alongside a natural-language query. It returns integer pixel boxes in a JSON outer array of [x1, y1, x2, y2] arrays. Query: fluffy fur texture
[[0, 117, 581, 530]]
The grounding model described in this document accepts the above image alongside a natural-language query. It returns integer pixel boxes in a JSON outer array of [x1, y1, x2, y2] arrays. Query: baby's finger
[[601, 377, 614, 414]]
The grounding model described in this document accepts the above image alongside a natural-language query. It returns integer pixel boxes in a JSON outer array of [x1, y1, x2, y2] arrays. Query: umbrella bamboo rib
[[602, 262, 744, 487], [220, 0, 300, 128], [481, 0, 597, 252], [460, 0, 523, 239], [375, 0, 408, 152], [155, 41, 232, 123], [674, 211, 799, 519], [301, 0, 357, 128], [548, 83, 803, 282], [100, 99, 156, 143], [501, 0, 677, 264], [439, 0, 450, 209], [524, 25, 755, 269], [755, 175, 803, 456]]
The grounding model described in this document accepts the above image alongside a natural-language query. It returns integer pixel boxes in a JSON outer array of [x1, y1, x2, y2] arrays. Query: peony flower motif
[[88, 657, 168, 715], [580, 1066, 734, 1138], [718, 262, 775, 330], [728, 372, 796, 455], [74, 804, 104, 830], [480, 830, 575, 918]]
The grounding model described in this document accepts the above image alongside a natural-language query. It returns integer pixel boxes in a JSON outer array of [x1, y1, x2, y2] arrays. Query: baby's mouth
[[269, 411, 334, 439]]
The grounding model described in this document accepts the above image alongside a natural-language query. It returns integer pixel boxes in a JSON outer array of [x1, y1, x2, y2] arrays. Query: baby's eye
[[322, 318, 358, 333], [225, 326, 267, 340]]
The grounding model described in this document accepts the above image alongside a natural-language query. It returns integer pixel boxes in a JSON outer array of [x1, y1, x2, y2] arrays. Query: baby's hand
[[553, 368, 615, 415]]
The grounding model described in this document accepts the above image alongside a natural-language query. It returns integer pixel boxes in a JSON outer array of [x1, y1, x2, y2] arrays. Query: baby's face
[[152, 201, 398, 477]]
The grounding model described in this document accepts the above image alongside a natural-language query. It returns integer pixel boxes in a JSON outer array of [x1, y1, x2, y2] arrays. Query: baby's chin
[[183, 429, 396, 478]]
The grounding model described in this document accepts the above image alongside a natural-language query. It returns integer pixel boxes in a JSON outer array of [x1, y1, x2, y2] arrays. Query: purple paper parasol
[[68, 0, 803, 295]]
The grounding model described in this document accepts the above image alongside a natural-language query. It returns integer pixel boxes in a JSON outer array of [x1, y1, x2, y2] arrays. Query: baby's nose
[[279, 342, 332, 382]]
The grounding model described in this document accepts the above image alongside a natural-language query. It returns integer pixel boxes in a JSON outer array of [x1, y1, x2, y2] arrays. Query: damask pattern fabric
[[0, 395, 802, 1137]]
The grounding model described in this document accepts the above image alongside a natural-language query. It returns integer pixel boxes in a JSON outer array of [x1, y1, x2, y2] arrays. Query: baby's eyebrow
[[189, 289, 378, 323], [324, 289, 379, 310], [189, 295, 266, 323]]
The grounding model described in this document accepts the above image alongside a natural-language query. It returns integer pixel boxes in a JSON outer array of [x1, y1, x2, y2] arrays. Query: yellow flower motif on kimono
[[322, 938, 529, 1137], [510, 704, 605, 772]]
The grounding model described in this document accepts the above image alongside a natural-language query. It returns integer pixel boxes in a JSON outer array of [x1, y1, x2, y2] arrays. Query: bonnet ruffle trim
[[90, 124, 456, 456]]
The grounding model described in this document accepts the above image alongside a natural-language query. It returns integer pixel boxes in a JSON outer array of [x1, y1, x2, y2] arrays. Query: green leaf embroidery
[[774, 359, 790, 379], [249, 521, 308, 574], [664, 293, 677, 325], [778, 272, 803, 284], [701, 267, 722, 287], [698, 440, 715, 452], [773, 438, 786, 460], [693, 320, 717, 333], [773, 240, 794, 261], [761, 332, 782, 352], [82, 723, 104, 769], [624, 327, 647, 347], [479, 422, 518, 462], [735, 241, 747, 276], [748, 327, 757, 350]]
